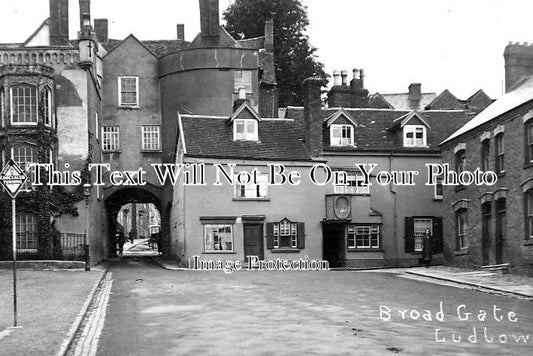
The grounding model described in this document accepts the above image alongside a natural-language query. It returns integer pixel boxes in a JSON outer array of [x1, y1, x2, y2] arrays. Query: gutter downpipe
[[389, 151, 398, 265]]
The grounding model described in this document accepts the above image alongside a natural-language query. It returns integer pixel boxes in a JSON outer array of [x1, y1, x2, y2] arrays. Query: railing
[[60, 233, 86, 261], [0, 49, 80, 66]]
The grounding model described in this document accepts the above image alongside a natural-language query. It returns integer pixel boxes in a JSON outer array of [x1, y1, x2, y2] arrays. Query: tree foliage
[[223, 0, 328, 107]]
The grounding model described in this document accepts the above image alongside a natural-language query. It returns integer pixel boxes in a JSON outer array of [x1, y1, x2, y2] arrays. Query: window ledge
[[497, 171, 506, 178], [524, 240, 533, 246], [524, 162, 533, 169], [270, 249, 300, 253], [347, 248, 383, 253], [141, 150, 162, 153], [433, 197, 443, 201], [103, 150, 121, 154], [455, 185, 467, 192], [202, 251, 236, 254], [454, 249, 469, 256], [233, 198, 270, 202], [117, 105, 141, 110]]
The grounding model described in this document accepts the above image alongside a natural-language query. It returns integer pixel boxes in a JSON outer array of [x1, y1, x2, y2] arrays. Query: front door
[[481, 203, 491, 265], [323, 223, 346, 268], [244, 224, 264, 260]]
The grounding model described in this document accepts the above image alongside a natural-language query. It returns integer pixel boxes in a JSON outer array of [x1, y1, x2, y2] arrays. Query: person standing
[[116, 232, 126, 256], [421, 229, 433, 268]]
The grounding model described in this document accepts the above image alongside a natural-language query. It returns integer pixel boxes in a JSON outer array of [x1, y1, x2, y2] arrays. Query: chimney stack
[[303, 78, 325, 157], [177, 24, 185, 41], [199, 0, 220, 44], [79, 0, 90, 32], [94, 19, 108, 43], [264, 19, 274, 53], [49, 0, 70, 46], [408, 83, 422, 110]]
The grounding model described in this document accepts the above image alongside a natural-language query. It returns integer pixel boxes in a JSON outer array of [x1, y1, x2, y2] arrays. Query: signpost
[[0, 159, 28, 327]]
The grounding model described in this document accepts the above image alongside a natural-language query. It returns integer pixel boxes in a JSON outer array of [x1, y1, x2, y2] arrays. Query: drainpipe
[[389, 151, 398, 265]]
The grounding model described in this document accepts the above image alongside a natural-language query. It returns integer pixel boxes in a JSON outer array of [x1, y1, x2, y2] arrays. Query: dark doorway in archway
[[105, 187, 162, 259]]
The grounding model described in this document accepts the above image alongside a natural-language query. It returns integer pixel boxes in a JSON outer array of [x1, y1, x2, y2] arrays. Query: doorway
[[323, 223, 346, 267], [495, 199, 506, 265], [481, 202, 492, 265], [244, 224, 264, 260]]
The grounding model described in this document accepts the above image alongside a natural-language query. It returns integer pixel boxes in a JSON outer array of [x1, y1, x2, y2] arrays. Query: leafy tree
[[223, 0, 328, 107]]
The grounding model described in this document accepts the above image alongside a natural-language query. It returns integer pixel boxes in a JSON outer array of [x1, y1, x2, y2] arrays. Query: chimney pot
[[341, 70, 348, 86], [333, 70, 341, 86]]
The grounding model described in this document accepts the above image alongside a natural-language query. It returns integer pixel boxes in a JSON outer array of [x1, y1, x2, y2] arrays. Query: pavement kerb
[[55, 267, 108, 356], [152, 257, 190, 271], [405, 270, 533, 299]]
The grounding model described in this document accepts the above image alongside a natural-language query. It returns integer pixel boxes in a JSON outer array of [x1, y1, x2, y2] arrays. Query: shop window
[[204, 224, 233, 252], [347, 224, 380, 249]]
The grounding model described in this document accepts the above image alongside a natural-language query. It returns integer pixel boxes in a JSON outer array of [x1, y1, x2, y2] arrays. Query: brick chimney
[[264, 19, 274, 53], [328, 68, 368, 108], [79, 0, 90, 32], [352, 69, 369, 108], [94, 19, 108, 43], [49, 0, 70, 46], [199, 0, 219, 45], [504, 42, 533, 93], [303, 78, 325, 157], [177, 24, 185, 41], [408, 83, 422, 110]]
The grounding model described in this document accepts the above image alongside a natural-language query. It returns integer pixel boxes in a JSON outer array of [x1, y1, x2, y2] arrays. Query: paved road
[[93, 258, 532, 356]]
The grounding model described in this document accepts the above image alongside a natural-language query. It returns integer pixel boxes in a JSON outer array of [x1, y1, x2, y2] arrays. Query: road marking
[[71, 273, 113, 356]]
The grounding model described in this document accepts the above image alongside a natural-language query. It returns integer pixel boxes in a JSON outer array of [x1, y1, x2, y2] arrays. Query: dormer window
[[331, 124, 354, 146], [404, 125, 426, 147], [234, 119, 258, 141]]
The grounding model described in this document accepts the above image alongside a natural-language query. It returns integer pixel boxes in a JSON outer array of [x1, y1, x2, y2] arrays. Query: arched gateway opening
[[104, 185, 162, 258]]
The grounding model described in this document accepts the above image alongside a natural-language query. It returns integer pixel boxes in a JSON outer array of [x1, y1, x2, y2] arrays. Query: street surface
[[91, 258, 532, 356]]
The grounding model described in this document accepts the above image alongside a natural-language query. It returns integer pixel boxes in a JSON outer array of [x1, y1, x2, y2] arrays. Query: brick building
[[440, 74, 533, 276]]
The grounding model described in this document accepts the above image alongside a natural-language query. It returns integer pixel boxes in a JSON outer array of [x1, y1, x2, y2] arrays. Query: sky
[[1, 0, 532, 100]]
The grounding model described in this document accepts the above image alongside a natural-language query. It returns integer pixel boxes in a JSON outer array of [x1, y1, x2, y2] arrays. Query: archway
[[104, 185, 162, 258]]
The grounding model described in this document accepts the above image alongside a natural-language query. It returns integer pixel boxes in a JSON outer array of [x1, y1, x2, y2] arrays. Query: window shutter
[[297, 222, 305, 249], [433, 217, 443, 254], [404, 217, 414, 253], [266, 223, 274, 249]]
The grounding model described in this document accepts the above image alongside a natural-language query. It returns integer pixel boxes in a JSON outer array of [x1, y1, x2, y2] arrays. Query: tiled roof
[[179, 115, 311, 161], [102, 38, 189, 57], [425, 89, 464, 110], [381, 93, 437, 111], [238, 36, 265, 49], [442, 75, 533, 144], [285, 107, 471, 152]]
